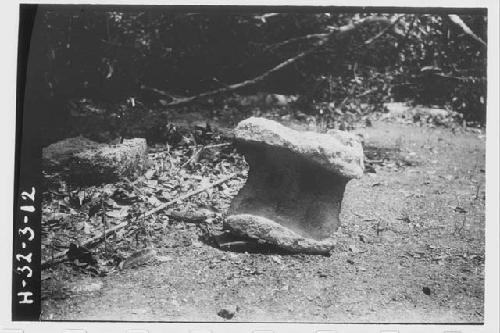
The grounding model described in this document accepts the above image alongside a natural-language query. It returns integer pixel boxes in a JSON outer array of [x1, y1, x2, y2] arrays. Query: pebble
[[217, 305, 239, 319]]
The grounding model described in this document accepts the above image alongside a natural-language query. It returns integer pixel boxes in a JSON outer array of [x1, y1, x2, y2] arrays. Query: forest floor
[[41, 106, 485, 323]]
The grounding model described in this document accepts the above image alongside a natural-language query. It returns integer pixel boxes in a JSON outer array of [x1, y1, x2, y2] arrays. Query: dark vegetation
[[24, 7, 487, 147]]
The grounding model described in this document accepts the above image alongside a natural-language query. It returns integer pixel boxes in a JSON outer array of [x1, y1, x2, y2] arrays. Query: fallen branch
[[204, 142, 232, 149], [143, 172, 238, 218], [140, 84, 186, 102], [181, 146, 204, 168], [448, 15, 486, 47], [41, 172, 239, 269], [181, 142, 233, 168], [254, 13, 280, 23], [364, 14, 403, 45], [218, 240, 256, 252], [165, 209, 214, 223], [264, 33, 328, 52], [41, 221, 128, 269], [149, 15, 394, 107]]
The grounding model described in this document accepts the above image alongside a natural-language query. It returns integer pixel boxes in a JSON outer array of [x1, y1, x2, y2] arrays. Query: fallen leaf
[[144, 169, 156, 179], [120, 248, 157, 270], [72, 281, 103, 293], [147, 196, 163, 207], [106, 205, 130, 218], [77, 191, 86, 206], [270, 256, 282, 264], [155, 255, 173, 263], [82, 221, 92, 235]]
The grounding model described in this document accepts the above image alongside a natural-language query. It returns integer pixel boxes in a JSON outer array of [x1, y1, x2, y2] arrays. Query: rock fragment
[[43, 137, 148, 185], [42, 136, 101, 169], [217, 305, 239, 320]]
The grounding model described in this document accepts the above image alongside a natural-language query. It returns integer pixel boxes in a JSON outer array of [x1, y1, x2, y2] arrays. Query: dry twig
[[41, 172, 238, 269]]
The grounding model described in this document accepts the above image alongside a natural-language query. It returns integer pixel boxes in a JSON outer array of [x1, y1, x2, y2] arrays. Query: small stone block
[[43, 136, 148, 186]]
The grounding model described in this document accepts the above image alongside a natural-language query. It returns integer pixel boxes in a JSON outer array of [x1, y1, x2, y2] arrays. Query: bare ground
[[41, 120, 485, 323]]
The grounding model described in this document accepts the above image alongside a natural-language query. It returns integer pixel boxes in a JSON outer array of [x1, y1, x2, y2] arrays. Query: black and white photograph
[[5, 2, 497, 328]]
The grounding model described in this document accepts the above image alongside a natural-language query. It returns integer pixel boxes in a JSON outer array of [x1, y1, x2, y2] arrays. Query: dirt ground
[[41, 119, 485, 323]]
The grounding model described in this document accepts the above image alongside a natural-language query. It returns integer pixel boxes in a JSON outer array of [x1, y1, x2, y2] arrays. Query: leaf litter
[[40, 116, 485, 322], [41, 128, 246, 279]]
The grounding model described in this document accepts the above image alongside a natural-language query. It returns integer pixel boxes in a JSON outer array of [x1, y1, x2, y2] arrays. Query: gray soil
[[41, 120, 485, 323]]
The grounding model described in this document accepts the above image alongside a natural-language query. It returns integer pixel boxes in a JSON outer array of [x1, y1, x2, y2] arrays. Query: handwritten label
[[16, 187, 36, 305]]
